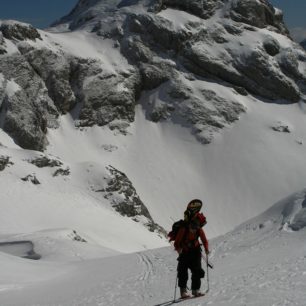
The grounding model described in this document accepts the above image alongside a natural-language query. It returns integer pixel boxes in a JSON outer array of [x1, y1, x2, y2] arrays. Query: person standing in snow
[[174, 199, 209, 299]]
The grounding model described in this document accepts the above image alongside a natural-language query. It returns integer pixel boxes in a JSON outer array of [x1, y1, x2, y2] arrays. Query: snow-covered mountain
[[1, 0, 306, 305], [1, 1, 306, 300], [1, 0, 306, 243], [1, 0, 306, 151]]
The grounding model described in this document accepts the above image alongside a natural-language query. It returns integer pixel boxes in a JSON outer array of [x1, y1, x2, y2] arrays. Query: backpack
[[168, 212, 207, 242], [168, 219, 186, 242]]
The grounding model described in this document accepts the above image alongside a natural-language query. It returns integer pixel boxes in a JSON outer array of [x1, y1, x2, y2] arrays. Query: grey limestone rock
[[0, 54, 59, 150], [230, 0, 289, 35], [234, 48, 300, 101], [0, 22, 41, 41], [78, 68, 140, 127], [181, 41, 235, 80], [70, 230, 87, 242], [182, 31, 300, 102], [140, 63, 170, 90], [182, 89, 246, 144], [30, 156, 63, 168], [53, 168, 71, 177], [208, 23, 229, 44], [0, 155, 13, 171], [271, 122, 291, 133], [0, 32, 4, 45], [126, 13, 190, 52], [121, 36, 154, 63], [277, 49, 303, 81], [223, 22, 243, 36], [21, 174, 40, 185], [0, 32, 6, 54], [1, 0, 305, 150], [289, 208, 306, 231], [0, 39, 141, 149], [159, 0, 224, 19], [97, 165, 166, 235], [263, 35, 280, 56], [150, 102, 173, 122], [144, 78, 246, 143], [19, 46, 76, 114], [233, 86, 248, 96], [287, 195, 306, 231]]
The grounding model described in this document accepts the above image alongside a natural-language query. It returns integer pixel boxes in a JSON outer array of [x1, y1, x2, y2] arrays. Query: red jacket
[[174, 226, 209, 253]]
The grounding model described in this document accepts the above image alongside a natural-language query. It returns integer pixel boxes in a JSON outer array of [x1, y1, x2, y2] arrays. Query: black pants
[[177, 247, 205, 290]]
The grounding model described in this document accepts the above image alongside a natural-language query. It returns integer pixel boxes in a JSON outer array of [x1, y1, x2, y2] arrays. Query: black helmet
[[187, 199, 202, 214]]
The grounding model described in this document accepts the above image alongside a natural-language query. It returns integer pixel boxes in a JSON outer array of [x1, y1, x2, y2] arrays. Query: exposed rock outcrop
[[19, 46, 76, 114], [1, 0, 305, 151], [271, 122, 291, 133], [230, 0, 288, 35], [30, 156, 63, 168], [0, 32, 6, 54], [53, 168, 70, 177], [97, 165, 166, 235], [0, 155, 13, 171], [158, 0, 224, 19], [263, 35, 280, 56], [0, 22, 42, 41], [0, 53, 59, 150], [21, 174, 41, 185]]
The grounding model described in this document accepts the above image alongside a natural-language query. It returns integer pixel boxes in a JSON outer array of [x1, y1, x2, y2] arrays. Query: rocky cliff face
[[301, 39, 306, 50], [1, 0, 306, 150], [96, 165, 166, 235]]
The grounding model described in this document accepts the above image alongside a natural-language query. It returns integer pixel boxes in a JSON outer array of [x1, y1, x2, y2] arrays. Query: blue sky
[[0, 0, 78, 28], [0, 0, 305, 40], [270, 0, 306, 28]]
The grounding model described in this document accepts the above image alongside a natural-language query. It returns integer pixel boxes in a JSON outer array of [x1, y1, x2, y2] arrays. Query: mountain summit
[[55, 0, 288, 33], [1, 0, 306, 150]]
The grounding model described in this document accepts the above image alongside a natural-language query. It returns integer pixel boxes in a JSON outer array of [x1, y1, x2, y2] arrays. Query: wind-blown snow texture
[[1, 0, 306, 305]]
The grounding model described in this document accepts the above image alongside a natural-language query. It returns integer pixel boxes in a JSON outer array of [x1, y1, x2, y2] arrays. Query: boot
[[192, 289, 204, 297], [180, 288, 190, 299]]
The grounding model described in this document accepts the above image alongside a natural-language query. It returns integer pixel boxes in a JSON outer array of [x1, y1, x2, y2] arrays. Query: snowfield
[[0, 189, 305, 306], [1, 98, 306, 243], [1, 99, 306, 305]]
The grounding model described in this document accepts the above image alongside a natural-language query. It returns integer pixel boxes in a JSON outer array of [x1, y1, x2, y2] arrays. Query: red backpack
[[168, 212, 207, 242]]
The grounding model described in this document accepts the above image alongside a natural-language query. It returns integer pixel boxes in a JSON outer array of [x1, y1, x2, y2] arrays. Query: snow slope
[[0, 189, 305, 306], [1, 0, 306, 246], [43, 95, 306, 237], [1, 93, 306, 247]]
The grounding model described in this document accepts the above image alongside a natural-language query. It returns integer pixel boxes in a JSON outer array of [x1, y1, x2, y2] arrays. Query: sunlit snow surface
[[1, 99, 306, 304], [0, 190, 305, 306]]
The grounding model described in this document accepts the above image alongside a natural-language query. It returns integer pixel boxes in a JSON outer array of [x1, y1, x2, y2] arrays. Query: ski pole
[[201, 253, 213, 269], [173, 273, 178, 301], [206, 254, 210, 292]]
